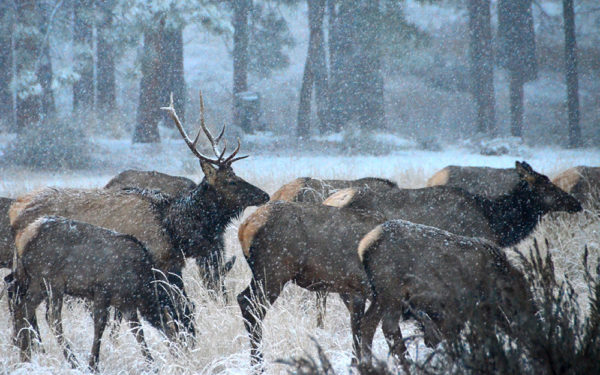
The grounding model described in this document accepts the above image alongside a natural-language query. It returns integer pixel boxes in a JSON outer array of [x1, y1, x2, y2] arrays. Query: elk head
[[515, 161, 582, 214], [161, 91, 269, 211]]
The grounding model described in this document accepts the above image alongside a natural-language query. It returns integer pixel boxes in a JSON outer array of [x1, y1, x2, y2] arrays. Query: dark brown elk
[[271, 176, 397, 328], [237, 201, 390, 367], [325, 161, 582, 247], [271, 177, 397, 203], [358, 220, 535, 367], [552, 166, 600, 205], [9, 92, 270, 336], [427, 165, 520, 198], [104, 169, 237, 294], [0, 197, 15, 268], [105, 169, 196, 197], [10, 216, 180, 371]]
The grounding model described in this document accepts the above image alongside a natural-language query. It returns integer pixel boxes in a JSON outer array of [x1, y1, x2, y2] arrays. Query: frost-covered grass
[[0, 144, 598, 374]]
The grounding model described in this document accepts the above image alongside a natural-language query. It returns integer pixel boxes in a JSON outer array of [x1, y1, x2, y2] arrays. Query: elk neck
[[472, 181, 545, 247]]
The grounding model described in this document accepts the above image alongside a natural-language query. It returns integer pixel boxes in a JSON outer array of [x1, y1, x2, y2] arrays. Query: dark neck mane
[[470, 181, 545, 247]]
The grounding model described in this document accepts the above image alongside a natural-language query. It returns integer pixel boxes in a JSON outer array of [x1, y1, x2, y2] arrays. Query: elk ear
[[200, 160, 218, 185], [516, 161, 536, 185]]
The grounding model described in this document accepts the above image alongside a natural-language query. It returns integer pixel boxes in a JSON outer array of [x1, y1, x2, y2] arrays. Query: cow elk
[[10, 216, 180, 370], [105, 169, 197, 198], [271, 176, 397, 328], [358, 220, 536, 367], [326, 161, 582, 247], [9, 92, 270, 336], [552, 166, 600, 206], [237, 201, 391, 367], [426, 165, 520, 198]]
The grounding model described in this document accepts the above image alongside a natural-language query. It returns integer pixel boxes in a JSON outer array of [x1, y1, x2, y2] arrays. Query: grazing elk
[[0, 197, 15, 268], [271, 176, 397, 328], [10, 216, 180, 370], [552, 166, 600, 205], [237, 201, 391, 367], [358, 220, 536, 367], [104, 169, 237, 295], [426, 165, 520, 198], [325, 161, 582, 247], [105, 169, 197, 197], [9, 92, 270, 336]]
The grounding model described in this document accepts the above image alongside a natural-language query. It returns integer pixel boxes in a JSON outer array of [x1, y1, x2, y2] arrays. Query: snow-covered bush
[[2, 117, 91, 170]]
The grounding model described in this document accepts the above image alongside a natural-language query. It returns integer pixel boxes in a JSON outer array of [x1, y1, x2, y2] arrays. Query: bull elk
[[271, 176, 397, 328], [237, 201, 391, 367], [9, 216, 180, 370], [9, 92, 270, 336], [358, 220, 535, 367], [426, 165, 520, 198], [552, 166, 600, 205], [325, 161, 582, 247], [104, 169, 237, 295]]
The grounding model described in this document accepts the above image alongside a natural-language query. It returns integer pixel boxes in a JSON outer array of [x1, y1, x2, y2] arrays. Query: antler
[[161, 91, 248, 166]]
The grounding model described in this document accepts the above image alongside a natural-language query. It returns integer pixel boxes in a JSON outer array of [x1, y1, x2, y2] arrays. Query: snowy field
[[0, 140, 599, 374]]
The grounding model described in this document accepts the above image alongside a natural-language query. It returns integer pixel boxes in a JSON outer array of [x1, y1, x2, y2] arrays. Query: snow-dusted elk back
[[326, 161, 582, 247], [105, 169, 197, 197], [237, 201, 387, 366], [9, 92, 269, 335], [0, 197, 15, 268], [427, 165, 520, 198], [271, 177, 397, 203], [358, 220, 535, 366], [10, 216, 179, 370], [552, 166, 600, 205]]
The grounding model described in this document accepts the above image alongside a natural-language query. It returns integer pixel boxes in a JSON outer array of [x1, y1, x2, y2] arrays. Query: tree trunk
[[327, 0, 345, 132], [14, 0, 41, 131], [314, 0, 330, 134], [163, 25, 186, 125], [38, 0, 55, 118], [233, 0, 250, 130], [467, 0, 496, 136], [0, 4, 14, 129], [133, 22, 164, 143], [73, 0, 94, 112], [509, 73, 524, 137], [563, 0, 581, 148], [97, 0, 116, 114], [297, 0, 326, 138]]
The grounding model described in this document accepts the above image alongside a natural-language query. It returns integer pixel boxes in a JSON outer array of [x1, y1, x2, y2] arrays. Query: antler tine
[[161, 93, 220, 165], [224, 138, 250, 166], [198, 90, 222, 158], [218, 140, 228, 162], [215, 124, 226, 144]]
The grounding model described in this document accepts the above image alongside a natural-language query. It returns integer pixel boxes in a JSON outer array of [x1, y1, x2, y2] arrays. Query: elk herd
[[0, 92, 598, 372]]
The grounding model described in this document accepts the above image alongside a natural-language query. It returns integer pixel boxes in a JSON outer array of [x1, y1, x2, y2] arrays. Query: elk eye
[[228, 181, 237, 186]]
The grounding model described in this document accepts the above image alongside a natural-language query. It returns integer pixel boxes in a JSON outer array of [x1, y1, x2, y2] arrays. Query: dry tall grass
[[0, 166, 597, 374]]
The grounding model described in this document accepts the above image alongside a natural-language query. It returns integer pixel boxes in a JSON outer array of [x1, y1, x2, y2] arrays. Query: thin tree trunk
[[297, 0, 326, 138], [133, 22, 163, 143], [327, 0, 344, 132], [0, 4, 14, 129], [97, 0, 116, 114], [163, 26, 186, 125], [233, 0, 250, 130], [313, 0, 330, 134], [468, 0, 496, 136], [509, 73, 524, 137], [73, 0, 94, 112], [563, 0, 581, 148]]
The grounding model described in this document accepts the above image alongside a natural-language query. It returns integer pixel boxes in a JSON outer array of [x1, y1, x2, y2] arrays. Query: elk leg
[[237, 277, 282, 368], [128, 312, 153, 362], [340, 293, 365, 364], [89, 295, 109, 372], [47, 292, 78, 367], [166, 271, 196, 338], [315, 291, 328, 328], [381, 310, 411, 373], [359, 298, 385, 365]]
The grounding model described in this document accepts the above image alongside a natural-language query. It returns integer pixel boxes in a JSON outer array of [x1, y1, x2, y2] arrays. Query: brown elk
[[358, 220, 535, 367], [104, 169, 237, 294], [325, 161, 582, 247], [0, 197, 15, 269], [10, 216, 180, 370], [9, 92, 270, 336], [552, 166, 600, 205], [427, 165, 520, 198], [237, 201, 391, 367], [105, 169, 197, 197], [271, 176, 397, 328]]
